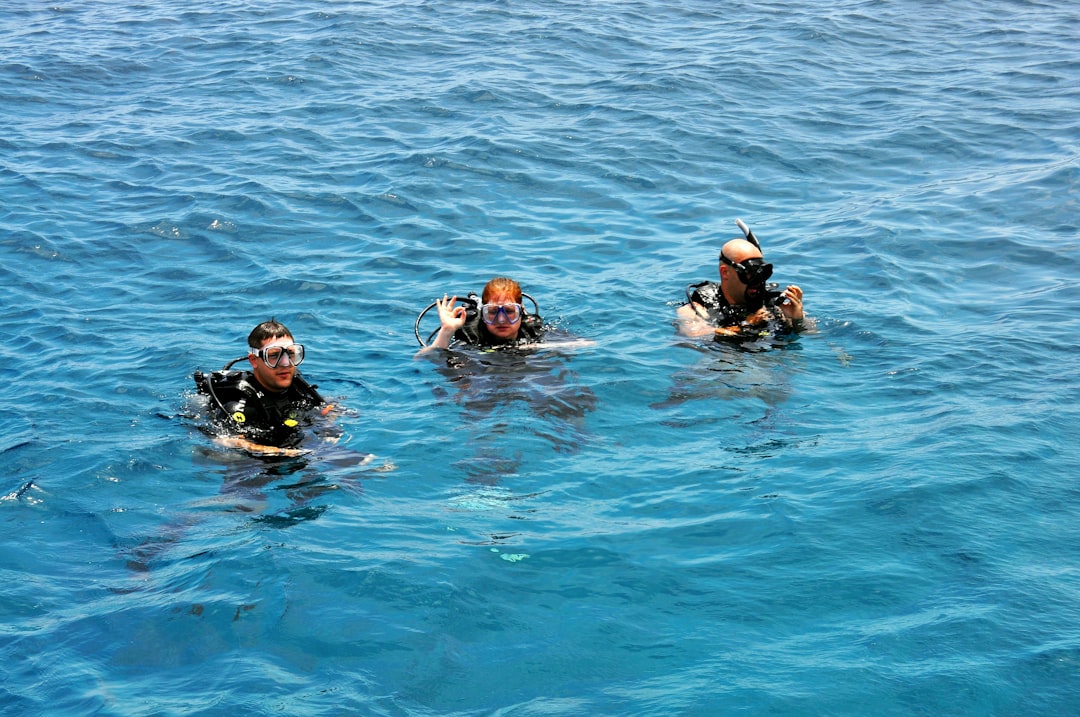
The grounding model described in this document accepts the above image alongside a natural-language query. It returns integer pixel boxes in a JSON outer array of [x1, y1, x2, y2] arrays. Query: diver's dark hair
[[248, 318, 293, 348]]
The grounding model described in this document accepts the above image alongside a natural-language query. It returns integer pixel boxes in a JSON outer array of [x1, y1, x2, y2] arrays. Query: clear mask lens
[[480, 303, 523, 325]]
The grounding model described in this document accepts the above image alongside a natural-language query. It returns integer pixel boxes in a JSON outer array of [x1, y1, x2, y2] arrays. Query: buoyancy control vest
[[194, 365, 324, 447], [685, 280, 785, 330]]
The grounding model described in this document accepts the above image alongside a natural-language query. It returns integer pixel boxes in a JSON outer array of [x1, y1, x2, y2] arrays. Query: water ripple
[[1, 0, 1079, 713]]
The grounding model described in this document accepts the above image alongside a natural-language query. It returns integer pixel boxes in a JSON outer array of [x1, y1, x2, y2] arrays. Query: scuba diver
[[413, 277, 596, 484], [677, 219, 807, 339], [414, 277, 545, 355], [193, 319, 335, 456]]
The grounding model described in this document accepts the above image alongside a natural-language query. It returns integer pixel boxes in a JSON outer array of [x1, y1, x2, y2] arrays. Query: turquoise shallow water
[[2, 0, 1079, 714]]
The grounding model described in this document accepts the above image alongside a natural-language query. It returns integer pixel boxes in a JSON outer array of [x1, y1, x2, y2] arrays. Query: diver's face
[[720, 251, 767, 306], [720, 262, 750, 304], [483, 293, 522, 340], [249, 336, 297, 392]]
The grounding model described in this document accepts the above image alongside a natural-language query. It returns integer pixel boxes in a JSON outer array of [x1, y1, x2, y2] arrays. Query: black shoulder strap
[[194, 369, 261, 420], [454, 314, 484, 345], [686, 280, 714, 307], [519, 313, 544, 340], [291, 373, 325, 405]]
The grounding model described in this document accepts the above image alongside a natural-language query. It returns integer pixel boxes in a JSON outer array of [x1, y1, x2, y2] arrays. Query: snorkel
[[735, 218, 760, 250]]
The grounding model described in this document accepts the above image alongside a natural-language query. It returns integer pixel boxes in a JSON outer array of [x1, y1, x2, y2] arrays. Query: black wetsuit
[[196, 370, 324, 448]]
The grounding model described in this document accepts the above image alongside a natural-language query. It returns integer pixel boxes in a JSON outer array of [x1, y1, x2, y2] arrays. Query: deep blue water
[[2, 0, 1079, 714]]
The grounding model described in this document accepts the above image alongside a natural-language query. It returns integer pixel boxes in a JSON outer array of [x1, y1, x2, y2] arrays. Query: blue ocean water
[[2, 0, 1078, 713]]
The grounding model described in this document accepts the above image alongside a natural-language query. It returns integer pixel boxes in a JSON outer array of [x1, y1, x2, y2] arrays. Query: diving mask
[[480, 303, 523, 325], [250, 343, 305, 368]]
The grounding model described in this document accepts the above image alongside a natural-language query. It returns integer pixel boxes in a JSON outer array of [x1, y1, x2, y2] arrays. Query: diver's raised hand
[[777, 285, 804, 321], [437, 294, 467, 332], [412, 294, 469, 354]]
